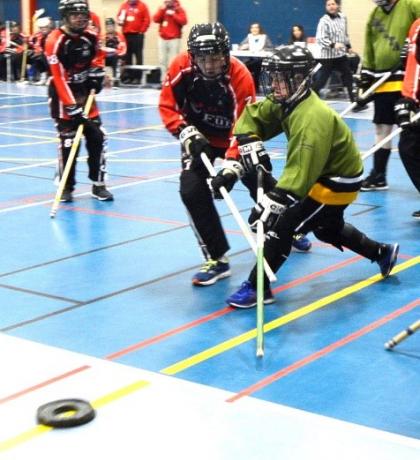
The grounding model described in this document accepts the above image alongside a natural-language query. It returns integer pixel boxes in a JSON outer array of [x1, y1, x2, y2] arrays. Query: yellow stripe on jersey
[[308, 183, 358, 205], [375, 81, 403, 93]]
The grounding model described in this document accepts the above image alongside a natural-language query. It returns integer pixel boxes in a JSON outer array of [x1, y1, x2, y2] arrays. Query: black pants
[[312, 56, 354, 101], [248, 194, 382, 288], [180, 146, 276, 260], [56, 117, 107, 191], [0, 52, 23, 80], [398, 126, 420, 193], [124, 33, 144, 65]]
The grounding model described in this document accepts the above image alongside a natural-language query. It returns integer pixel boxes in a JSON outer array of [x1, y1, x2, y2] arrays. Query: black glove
[[394, 97, 419, 129], [236, 133, 272, 174], [86, 67, 105, 94], [64, 104, 88, 124], [210, 160, 244, 199], [353, 71, 375, 106], [248, 187, 297, 233], [399, 39, 409, 71], [179, 125, 211, 159]]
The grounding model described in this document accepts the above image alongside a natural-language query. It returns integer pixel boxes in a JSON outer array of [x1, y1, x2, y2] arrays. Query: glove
[[248, 188, 297, 233], [353, 71, 375, 106], [179, 125, 211, 158], [210, 160, 244, 199], [394, 97, 419, 129], [399, 39, 409, 71], [236, 133, 272, 173], [64, 104, 88, 124], [86, 67, 105, 94]]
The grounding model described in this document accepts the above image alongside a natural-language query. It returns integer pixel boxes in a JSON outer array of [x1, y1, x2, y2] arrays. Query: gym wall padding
[[217, 0, 324, 47]]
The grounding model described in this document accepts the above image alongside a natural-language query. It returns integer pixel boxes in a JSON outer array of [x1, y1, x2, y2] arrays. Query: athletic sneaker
[[360, 172, 388, 191], [91, 185, 114, 201], [377, 243, 399, 278], [412, 210, 420, 220], [60, 189, 73, 202], [292, 233, 312, 252], [227, 280, 275, 309], [192, 258, 231, 286]]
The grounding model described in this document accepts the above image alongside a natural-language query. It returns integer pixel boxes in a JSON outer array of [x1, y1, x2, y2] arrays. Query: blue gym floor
[[0, 82, 419, 458]]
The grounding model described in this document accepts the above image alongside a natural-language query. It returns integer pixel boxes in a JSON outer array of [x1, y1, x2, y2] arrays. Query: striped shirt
[[316, 13, 351, 59]]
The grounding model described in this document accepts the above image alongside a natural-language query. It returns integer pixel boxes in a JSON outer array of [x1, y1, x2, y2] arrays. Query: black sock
[[373, 148, 391, 176]]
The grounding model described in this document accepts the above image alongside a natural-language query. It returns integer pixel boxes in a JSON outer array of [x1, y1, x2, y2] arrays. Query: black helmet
[[372, 0, 392, 5], [59, 0, 89, 33], [105, 18, 116, 26], [261, 45, 315, 105], [187, 22, 230, 78]]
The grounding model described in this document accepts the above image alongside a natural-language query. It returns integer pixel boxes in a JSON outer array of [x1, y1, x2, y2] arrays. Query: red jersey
[[90, 11, 101, 33], [402, 18, 420, 103], [117, 1, 150, 34], [159, 52, 256, 149], [104, 31, 127, 56], [29, 31, 51, 55], [45, 28, 104, 119], [153, 1, 187, 40]]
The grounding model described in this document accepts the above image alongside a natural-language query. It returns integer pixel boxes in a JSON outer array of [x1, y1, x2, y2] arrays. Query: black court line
[[0, 207, 253, 279], [0, 283, 81, 304], [0, 247, 251, 333]]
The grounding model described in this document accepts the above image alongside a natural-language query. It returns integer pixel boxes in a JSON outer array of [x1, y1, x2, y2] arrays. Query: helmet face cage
[[188, 23, 230, 79], [59, 0, 89, 33], [373, 0, 392, 5], [261, 46, 314, 105]]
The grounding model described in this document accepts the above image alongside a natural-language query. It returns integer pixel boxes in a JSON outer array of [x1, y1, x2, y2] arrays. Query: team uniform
[[28, 22, 52, 84], [104, 19, 127, 79], [359, 0, 420, 190], [219, 46, 399, 308], [159, 50, 260, 278], [0, 26, 27, 81], [395, 18, 420, 219], [45, 0, 112, 202]]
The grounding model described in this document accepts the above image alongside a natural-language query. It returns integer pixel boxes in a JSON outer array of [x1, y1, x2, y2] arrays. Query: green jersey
[[233, 92, 363, 200], [363, 0, 420, 74]]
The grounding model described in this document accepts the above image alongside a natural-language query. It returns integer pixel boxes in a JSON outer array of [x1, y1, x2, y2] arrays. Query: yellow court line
[[162, 256, 420, 375], [0, 379, 150, 453]]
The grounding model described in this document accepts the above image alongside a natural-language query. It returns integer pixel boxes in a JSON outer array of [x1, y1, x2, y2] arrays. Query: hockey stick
[[200, 152, 276, 282], [384, 319, 420, 350], [50, 91, 96, 218], [361, 111, 420, 161], [32, 8, 45, 34], [256, 166, 265, 357], [20, 43, 28, 82], [339, 71, 392, 117]]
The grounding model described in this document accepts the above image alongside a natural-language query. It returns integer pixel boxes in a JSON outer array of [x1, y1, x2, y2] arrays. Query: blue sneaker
[[377, 243, 399, 278], [192, 258, 231, 286], [227, 281, 275, 309], [292, 233, 312, 252]]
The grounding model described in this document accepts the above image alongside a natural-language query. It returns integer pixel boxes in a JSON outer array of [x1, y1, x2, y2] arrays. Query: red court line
[[0, 365, 90, 405], [0, 254, 370, 404], [226, 298, 420, 403]]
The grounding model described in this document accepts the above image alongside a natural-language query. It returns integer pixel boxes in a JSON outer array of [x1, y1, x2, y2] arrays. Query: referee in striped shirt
[[312, 0, 357, 105]]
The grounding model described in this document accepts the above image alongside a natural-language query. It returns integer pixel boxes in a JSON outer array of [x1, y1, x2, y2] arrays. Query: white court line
[[0, 140, 56, 149], [107, 135, 167, 144], [0, 101, 48, 109], [0, 140, 178, 173], [0, 172, 179, 214]]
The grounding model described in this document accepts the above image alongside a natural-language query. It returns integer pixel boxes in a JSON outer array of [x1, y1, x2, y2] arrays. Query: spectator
[[312, 0, 356, 105], [0, 22, 27, 81], [117, 0, 150, 84], [104, 18, 127, 83], [239, 23, 273, 91], [153, 0, 187, 82], [288, 24, 307, 46]]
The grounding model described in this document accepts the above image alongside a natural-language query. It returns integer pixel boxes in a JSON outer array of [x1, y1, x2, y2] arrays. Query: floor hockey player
[[217, 45, 400, 308], [45, 0, 113, 202], [159, 23, 311, 286]]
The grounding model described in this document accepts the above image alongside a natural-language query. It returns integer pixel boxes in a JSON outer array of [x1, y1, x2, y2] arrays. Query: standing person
[[45, 0, 113, 203], [28, 17, 53, 85], [217, 46, 399, 308], [394, 18, 420, 219], [153, 0, 187, 81], [0, 22, 27, 81], [104, 18, 127, 82], [117, 0, 150, 84], [358, 0, 420, 191], [312, 0, 356, 105]]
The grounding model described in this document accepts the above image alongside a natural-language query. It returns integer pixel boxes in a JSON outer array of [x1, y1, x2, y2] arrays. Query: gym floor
[[0, 82, 418, 459]]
